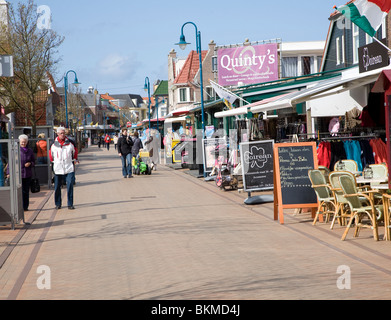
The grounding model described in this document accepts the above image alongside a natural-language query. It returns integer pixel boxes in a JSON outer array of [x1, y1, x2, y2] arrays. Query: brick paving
[[1, 145, 391, 300]]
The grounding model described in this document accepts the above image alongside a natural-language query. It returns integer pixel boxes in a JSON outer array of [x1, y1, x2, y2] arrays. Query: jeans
[[121, 153, 132, 177], [54, 172, 74, 207]]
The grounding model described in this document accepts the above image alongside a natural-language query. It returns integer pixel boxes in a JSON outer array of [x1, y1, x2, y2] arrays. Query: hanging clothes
[[328, 117, 340, 136], [343, 140, 362, 171], [359, 139, 375, 168], [317, 141, 331, 168], [329, 141, 347, 170], [370, 138, 387, 164]]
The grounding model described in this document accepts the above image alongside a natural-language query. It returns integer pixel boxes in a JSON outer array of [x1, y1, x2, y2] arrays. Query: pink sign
[[217, 43, 278, 86]]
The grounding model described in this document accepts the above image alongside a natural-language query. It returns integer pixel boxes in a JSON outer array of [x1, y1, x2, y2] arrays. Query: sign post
[[240, 140, 274, 205], [273, 142, 318, 224]]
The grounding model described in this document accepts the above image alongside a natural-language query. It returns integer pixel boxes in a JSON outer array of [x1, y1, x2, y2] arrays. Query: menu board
[[240, 140, 274, 192], [273, 142, 318, 224]]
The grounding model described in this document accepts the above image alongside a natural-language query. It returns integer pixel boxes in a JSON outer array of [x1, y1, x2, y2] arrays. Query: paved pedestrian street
[[1, 145, 391, 300]]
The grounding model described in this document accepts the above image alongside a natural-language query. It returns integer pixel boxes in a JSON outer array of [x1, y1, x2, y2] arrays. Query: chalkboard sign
[[240, 140, 274, 192], [273, 142, 318, 224]]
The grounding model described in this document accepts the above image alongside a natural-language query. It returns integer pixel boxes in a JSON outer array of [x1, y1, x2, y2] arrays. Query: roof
[[110, 94, 144, 108], [153, 80, 168, 96], [173, 50, 207, 85]]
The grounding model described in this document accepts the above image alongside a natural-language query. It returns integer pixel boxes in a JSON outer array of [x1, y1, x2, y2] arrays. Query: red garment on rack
[[317, 141, 331, 168], [369, 138, 387, 164]]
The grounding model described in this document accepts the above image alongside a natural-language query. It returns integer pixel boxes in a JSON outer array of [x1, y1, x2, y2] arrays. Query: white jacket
[[50, 138, 75, 175]]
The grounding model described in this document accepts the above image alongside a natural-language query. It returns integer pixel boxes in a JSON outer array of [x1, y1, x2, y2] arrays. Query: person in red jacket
[[104, 134, 111, 151]]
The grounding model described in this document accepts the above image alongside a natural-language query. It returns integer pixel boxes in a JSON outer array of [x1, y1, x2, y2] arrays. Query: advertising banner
[[217, 44, 278, 86]]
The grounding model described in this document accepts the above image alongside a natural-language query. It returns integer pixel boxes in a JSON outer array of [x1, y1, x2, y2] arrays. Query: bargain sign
[[217, 43, 278, 86]]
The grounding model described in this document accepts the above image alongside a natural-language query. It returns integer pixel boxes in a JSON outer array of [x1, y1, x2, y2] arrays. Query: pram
[[133, 150, 152, 175]]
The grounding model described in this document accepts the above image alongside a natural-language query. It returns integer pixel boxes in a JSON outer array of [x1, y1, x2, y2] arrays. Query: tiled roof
[[330, 0, 354, 18], [153, 80, 168, 96], [173, 50, 207, 85]]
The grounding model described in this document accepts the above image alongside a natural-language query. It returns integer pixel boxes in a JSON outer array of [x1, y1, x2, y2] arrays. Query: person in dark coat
[[7, 134, 35, 211], [117, 128, 133, 178], [131, 131, 143, 158]]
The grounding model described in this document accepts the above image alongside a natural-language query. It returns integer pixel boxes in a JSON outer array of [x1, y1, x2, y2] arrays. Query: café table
[[368, 183, 390, 241], [356, 176, 388, 184]]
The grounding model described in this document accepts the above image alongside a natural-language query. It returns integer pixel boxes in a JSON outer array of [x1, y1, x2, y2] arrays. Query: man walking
[[49, 127, 78, 210], [118, 128, 133, 178]]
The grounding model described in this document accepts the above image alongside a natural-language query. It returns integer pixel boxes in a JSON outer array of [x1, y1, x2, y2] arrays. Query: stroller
[[133, 150, 152, 175]]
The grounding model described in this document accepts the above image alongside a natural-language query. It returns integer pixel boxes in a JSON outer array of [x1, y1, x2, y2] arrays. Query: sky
[[11, 0, 341, 97]]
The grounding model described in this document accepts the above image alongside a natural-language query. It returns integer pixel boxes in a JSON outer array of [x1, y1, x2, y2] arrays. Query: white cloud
[[96, 53, 139, 81]]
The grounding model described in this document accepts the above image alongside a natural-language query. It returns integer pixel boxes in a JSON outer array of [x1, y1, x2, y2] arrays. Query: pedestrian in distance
[[117, 128, 133, 178], [7, 134, 35, 211], [113, 133, 118, 150], [97, 134, 101, 148], [49, 127, 78, 210], [35, 133, 47, 164], [131, 130, 143, 162], [105, 133, 111, 150]]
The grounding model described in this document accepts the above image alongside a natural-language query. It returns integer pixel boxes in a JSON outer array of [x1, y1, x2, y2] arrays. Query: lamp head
[[144, 83, 148, 92], [175, 34, 190, 50], [73, 77, 81, 87]]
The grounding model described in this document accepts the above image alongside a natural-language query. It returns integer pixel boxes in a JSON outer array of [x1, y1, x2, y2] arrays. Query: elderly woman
[[18, 134, 35, 211]]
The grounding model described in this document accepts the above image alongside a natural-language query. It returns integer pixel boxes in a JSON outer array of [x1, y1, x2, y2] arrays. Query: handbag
[[30, 167, 40, 193]]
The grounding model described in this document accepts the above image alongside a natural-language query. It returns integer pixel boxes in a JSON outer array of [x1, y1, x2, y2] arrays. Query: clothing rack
[[321, 134, 379, 141]]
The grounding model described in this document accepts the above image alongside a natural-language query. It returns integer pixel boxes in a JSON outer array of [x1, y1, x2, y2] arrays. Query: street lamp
[[176, 21, 205, 138], [144, 77, 151, 131], [64, 70, 81, 128]]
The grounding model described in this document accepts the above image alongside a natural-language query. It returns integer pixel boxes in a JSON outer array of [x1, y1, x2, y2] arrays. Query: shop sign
[[358, 38, 389, 73], [217, 44, 278, 86]]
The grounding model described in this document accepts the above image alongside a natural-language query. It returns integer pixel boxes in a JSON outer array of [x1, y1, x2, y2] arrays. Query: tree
[[0, 0, 64, 136]]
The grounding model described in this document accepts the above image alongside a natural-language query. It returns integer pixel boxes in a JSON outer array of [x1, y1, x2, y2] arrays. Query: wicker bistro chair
[[339, 174, 383, 241], [381, 193, 391, 241], [328, 171, 355, 230], [318, 166, 331, 183], [334, 159, 358, 173], [308, 170, 336, 225]]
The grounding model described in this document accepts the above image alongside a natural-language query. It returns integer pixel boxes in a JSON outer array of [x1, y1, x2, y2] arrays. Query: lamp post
[[176, 21, 205, 138], [144, 77, 151, 131], [64, 70, 81, 128]]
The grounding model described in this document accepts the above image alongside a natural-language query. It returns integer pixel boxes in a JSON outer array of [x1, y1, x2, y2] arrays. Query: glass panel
[[0, 141, 9, 187]]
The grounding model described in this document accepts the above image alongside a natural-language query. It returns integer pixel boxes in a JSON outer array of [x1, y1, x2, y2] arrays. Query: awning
[[166, 105, 193, 118], [142, 117, 165, 123], [250, 66, 389, 114], [371, 69, 391, 93], [164, 116, 188, 123]]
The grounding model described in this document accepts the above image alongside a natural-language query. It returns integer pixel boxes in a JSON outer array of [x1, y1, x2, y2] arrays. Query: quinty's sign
[[217, 43, 278, 86]]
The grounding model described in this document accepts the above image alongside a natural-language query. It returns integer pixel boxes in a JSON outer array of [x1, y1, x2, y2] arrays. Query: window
[[301, 56, 313, 75], [205, 86, 215, 101], [352, 23, 360, 64], [179, 88, 189, 102], [281, 57, 298, 78], [336, 37, 341, 65], [212, 56, 218, 72]]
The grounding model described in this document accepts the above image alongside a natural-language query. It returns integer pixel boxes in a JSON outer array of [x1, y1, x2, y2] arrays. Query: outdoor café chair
[[381, 193, 391, 241], [329, 171, 356, 229], [339, 174, 383, 241], [334, 159, 358, 173], [308, 169, 336, 226]]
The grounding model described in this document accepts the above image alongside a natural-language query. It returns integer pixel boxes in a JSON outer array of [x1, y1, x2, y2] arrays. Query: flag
[[335, 0, 391, 37], [209, 80, 238, 108]]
